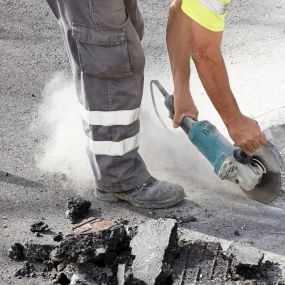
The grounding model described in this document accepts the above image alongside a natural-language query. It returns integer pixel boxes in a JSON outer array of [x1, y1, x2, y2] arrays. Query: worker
[[45, 0, 185, 209], [167, 0, 267, 156], [45, 0, 266, 209]]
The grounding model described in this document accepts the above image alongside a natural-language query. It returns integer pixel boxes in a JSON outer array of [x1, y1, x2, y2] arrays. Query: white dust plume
[[35, 72, 93, 183]]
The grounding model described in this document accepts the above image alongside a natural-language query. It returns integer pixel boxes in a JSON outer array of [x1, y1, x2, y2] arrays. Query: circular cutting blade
[[241, 141, 284, 204], [242, 172, 282, 204]]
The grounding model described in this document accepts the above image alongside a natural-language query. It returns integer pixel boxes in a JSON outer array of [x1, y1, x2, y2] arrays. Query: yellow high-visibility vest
[[182, 0, 231, 32]]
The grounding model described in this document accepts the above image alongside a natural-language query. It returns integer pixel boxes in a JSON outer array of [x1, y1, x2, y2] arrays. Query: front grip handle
[[150, 80, 197, 127], [233, 149, 253, 164]]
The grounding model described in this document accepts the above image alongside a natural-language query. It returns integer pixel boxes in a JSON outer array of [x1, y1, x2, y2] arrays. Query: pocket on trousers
[[72, 25, 133, 79]]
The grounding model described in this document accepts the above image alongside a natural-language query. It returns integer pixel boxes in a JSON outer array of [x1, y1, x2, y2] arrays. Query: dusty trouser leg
[[46, 0, 151, 192]]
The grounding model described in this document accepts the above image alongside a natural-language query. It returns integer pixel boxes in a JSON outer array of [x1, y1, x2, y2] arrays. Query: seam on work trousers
[[46, 0, 151, 192]]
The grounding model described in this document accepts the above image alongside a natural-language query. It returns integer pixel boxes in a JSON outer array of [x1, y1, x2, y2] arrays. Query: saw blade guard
[[240, 141, 284, 204]]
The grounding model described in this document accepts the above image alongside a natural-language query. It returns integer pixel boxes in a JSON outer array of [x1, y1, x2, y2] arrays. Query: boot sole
[[95, 191, 184, 209]]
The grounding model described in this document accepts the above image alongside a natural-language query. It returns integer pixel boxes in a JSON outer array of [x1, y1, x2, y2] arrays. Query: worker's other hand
[[173, 93, 199, 128], [226, 115, 267, 156]]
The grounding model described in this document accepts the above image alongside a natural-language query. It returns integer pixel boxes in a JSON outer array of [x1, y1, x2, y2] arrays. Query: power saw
[[150, 80, 284, 204]]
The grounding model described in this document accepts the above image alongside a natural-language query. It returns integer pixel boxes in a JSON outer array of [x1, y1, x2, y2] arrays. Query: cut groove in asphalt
[[172, 240, 283, 284]]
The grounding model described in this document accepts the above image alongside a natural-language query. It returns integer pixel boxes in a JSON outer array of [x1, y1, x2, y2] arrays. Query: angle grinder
[[150, 80, 284, 204]]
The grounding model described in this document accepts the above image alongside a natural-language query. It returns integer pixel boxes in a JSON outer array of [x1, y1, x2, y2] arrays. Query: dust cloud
[[34, 62, 284, 191], [34, 70, 221, 189], [34, 72, 93, 183]]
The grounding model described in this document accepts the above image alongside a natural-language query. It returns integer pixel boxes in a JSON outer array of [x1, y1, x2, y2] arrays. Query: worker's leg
[[46, 0, 151, 192], [46, 0, 185, 208]]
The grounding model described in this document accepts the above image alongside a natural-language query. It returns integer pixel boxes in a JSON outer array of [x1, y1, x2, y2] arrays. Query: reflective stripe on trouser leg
[[46, 0, 151, 192], [197, 0, 229, 15], [79, 104, 141, 127]]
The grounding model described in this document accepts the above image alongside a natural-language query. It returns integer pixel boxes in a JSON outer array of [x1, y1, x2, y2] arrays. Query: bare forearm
[[166, 2, 199, 124], [194, 52, 242, 126]]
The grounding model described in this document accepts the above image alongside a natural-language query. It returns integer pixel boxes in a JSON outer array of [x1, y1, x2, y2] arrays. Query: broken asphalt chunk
[[69, 264, 116, 285], [14, 262, 36, 278], [50, 225, 130, 265], [56, 272, 70, 285], [226, 244, 264, 269], [124, 279, 147, 285], [165, 214, 197, 224], [9, 243, 25, 261], [25, 242, 56, 262], [234, 230, 241, 236], [30, 221, 50, 233], [53, 233, 64, 242], [130, 218, 178, 285], [66, 197, 92, 223]]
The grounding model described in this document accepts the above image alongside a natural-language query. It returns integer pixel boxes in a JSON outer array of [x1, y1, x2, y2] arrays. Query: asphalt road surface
[[0, 0, 285, 284]]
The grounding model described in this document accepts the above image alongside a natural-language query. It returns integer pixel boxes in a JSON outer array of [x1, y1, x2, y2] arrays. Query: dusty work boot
[[95, 177, 185, 209]]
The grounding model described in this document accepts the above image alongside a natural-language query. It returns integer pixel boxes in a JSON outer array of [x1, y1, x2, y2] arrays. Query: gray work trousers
[[46, 0, 151, 192]]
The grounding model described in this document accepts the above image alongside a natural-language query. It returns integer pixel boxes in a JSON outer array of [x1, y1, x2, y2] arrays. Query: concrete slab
[[179, 228, 285, 283], [130, 219, 177, 285], [226, 244, 264, 267]]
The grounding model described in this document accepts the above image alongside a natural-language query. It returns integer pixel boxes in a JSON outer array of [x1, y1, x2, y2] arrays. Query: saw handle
[[150, 81, 197, 124], [150, 80, 170, 99], [164, 93, 175, 118], [164, 92, 253, 165]]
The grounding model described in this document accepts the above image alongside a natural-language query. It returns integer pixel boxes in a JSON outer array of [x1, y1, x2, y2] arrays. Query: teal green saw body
[[182, 118, 235, 174], [150, 80, 284, 204]]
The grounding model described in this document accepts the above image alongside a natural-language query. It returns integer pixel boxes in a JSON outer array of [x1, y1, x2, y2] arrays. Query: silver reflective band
[[87, 134, 139, 156], [197, 0, 229, 15], [79, 104, 140, 127]]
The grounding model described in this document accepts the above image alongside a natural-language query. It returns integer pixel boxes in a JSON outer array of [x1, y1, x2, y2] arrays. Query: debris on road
[[9, 218, 142, 284], [9, 243, 25, 261], [34, 232, 44, 238], [234, 230, 241, 236], [68, 264, 118, 285], [50, 225, 131, 264], [30, 221, 50, 233], [53, 232, 64, 242], [25, 242, 56, 262], [14, 261, 36, 278], [8, 217, 284, 285], [66, 196, 92, 223], [166, 214, 197, 224], [55, 272, 70, 285]]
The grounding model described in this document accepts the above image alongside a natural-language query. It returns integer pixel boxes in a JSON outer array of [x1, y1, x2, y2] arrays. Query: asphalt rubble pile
[[8, 196, 285, 285]]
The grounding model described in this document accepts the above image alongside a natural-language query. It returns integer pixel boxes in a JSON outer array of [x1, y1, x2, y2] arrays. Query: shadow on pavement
[[0, 171, 45, 190]]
